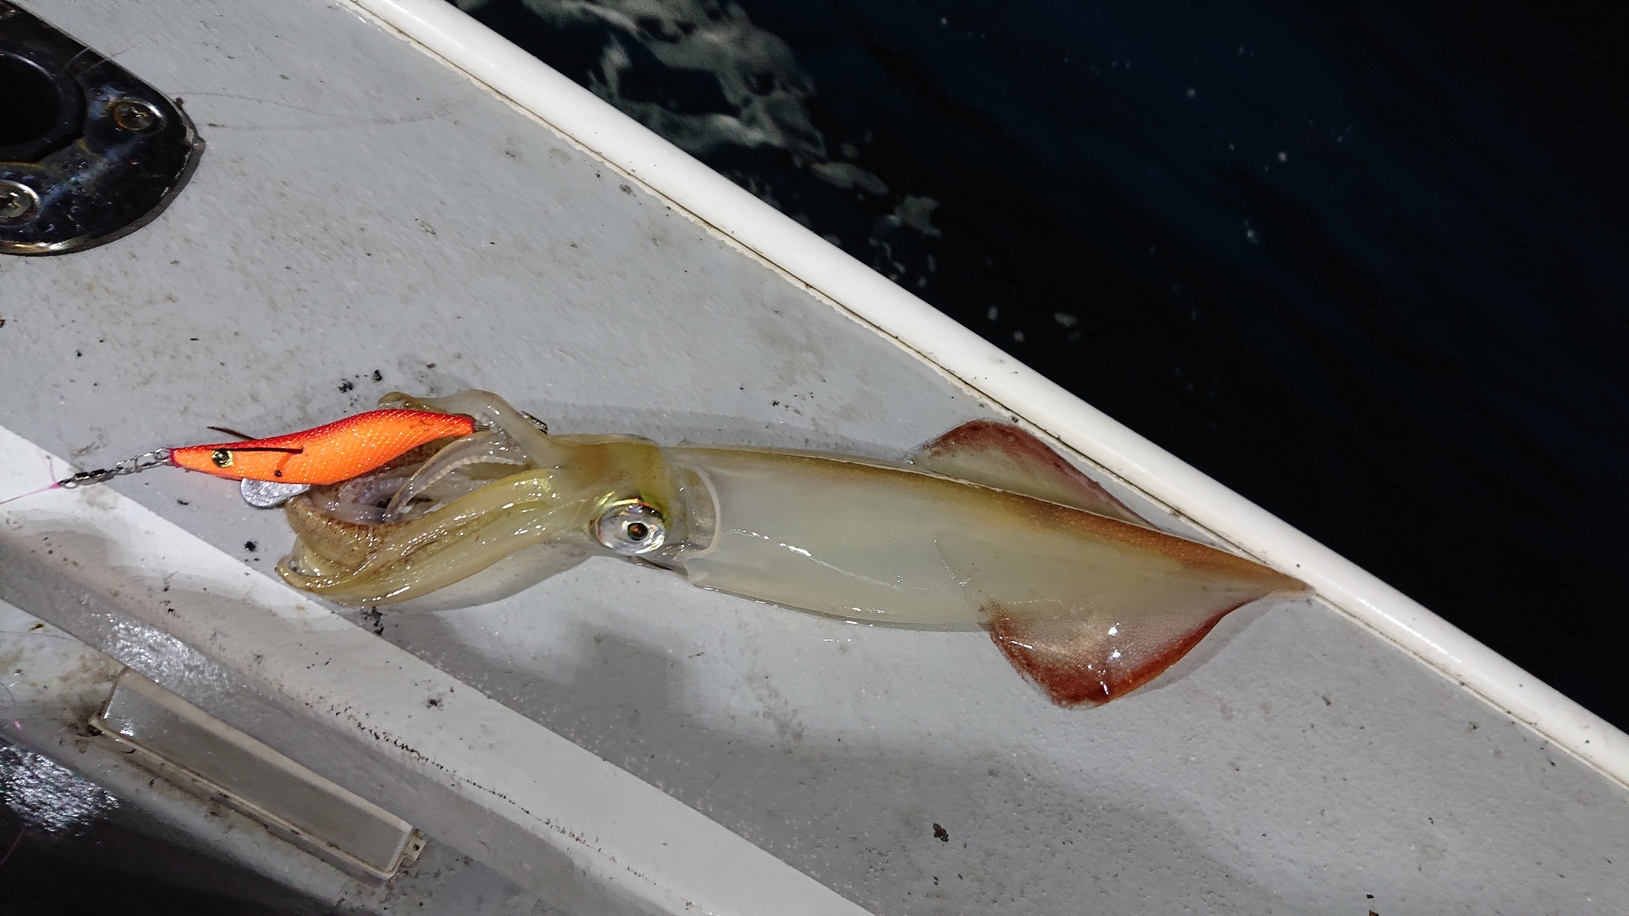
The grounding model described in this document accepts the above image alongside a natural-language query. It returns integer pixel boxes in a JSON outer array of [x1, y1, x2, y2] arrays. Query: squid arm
[[275, 391, 1308, 705]]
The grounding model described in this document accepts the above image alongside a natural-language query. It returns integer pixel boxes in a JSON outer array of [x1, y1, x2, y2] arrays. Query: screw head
[[0, 181, 40, 224], [110, 98, 163, 132]]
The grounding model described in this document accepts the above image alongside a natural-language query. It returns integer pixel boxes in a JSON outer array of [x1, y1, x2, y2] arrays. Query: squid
[[273, 390, 1308, 705]]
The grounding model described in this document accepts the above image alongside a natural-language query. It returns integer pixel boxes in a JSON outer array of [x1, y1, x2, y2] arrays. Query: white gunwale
[[345, 0, 1629, 790]]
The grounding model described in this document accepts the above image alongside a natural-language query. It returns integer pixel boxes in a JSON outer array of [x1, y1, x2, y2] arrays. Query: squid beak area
[[283, 493, 403, 568]]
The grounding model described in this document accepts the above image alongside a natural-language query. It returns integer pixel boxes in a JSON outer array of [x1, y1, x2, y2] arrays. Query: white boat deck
[[2, 1, 1625, 913]]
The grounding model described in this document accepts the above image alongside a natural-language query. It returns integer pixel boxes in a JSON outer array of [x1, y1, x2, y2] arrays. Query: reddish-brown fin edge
[[983, 599, 1250, 706], [913, 419, 1150, 527]]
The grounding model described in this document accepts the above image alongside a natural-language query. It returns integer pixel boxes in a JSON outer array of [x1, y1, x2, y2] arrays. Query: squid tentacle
[[279, 499, 584, 604], [383, 430, 531, 519]]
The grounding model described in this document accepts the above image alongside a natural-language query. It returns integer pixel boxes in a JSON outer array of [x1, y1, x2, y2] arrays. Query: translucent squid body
[[273, 390, 1308, 706]]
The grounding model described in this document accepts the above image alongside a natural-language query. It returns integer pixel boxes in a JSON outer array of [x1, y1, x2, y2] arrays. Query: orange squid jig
[[54, 408, 476, 489]]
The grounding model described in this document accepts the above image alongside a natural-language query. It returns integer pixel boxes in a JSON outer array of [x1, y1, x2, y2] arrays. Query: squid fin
[[911, 420, 1149, 527], [938, 512, 1308, 705], [983, 598, 1248, 705]]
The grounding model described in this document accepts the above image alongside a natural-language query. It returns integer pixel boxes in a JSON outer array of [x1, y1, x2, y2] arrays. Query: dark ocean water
[[456, 0, 1629, 729]]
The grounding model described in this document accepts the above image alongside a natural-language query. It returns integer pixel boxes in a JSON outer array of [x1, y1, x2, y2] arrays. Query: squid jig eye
[[211, 449, 234, 468], [596, 499, 666, 556]]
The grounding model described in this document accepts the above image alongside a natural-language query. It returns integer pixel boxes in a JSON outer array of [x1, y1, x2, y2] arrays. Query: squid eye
[[211, 449, 233, 468], [596, 500, 666, 556]]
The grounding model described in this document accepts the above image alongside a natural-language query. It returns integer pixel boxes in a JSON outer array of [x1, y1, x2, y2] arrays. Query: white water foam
[[463, 0, 840, 162]]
